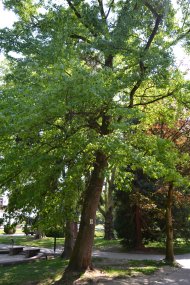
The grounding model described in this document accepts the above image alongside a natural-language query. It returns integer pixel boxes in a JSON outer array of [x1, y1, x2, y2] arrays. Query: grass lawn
[[98, 259, 164, 277], [146, 240, 190, 255], [94, 237, 190, 255], [0, 257, 164, 285], [0, 234, 190, 254], [0, 235, 64, 249], [0, 258, 68, 285], [93, 236, 123, 251]]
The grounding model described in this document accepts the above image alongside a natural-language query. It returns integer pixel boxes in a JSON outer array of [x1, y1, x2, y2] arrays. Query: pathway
[[1, 244, 190, 284], [93, 250, 190, 269]]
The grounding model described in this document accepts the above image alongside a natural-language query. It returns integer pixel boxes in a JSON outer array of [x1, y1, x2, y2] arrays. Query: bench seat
[[24, 248, 40, 258], [9, 246, 24, 255]]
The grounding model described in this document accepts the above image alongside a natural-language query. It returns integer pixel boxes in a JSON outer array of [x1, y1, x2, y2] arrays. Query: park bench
[[24, 247, 40, 258], [9, 246, 24, 255]]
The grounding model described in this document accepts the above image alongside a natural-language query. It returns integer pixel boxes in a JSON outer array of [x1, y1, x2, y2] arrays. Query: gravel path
[[90, 251, 190, 284], [93, 250, 190, 269]]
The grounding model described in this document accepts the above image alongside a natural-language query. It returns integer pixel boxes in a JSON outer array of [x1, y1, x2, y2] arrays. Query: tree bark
[[134, 205, 144, 249], [65, 151, 108, 271], [104, 170, 115, 240], [132, 184, 144, 250], [165, 183, 175, 263], [104, 206, 115, 240], [61, 221, 78, 259]]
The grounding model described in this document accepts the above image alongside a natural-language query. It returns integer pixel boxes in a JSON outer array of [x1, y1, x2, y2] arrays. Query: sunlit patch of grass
[[101, 260, 162, 278], [103, 266, 157, 277], [93, 237, 122, 251], [0, 236, 64, 249], [0, 258, 68, 285], [146, 239, 190, 255]]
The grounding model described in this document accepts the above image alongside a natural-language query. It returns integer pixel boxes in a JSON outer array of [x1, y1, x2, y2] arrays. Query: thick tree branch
[[98, 0, 106, 19], [66, 0, 98, 37], [145, 15, 163, 51], [105, 0, 114, 19], [133, 91, 174, 106], [142, 1, 159, 17], [129, 13, 163, 107], [66, 0, 82, 19]]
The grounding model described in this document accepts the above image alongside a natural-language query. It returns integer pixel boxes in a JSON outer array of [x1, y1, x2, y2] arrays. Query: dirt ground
[[74, 266, 189, 285]]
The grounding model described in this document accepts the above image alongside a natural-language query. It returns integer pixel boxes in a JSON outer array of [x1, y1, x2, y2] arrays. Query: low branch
[[133, 91, 174, 107]]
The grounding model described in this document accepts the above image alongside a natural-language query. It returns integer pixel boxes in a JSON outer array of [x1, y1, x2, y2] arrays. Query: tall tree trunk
[[61, 221, 78, 259], [104, 169, 115, 240], [132, 185, 144, 250], [134, 205, 144, 249], [104, 206, 115, 240], [66, 151, 107, 271], [165, 183, 175, 263]]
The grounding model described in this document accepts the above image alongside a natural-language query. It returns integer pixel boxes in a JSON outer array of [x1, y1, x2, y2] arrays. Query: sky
[[0, 2, 17, 29], [0, 0, 190, 78]]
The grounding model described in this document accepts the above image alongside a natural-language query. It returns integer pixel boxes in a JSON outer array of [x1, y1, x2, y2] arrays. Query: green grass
[[94, 259, 164, 278], [0, 258, 68, 285], [1, 234, 190, 255], [146, 240, 190, 255], [102, 266, 157, 277], [2, 234, 189, 255], [174, 239, 190, 254], [94, 237, 190, 255], [93, 237, 122, 251], [0, 235, 64, 249], [0, 258, 164, 285]]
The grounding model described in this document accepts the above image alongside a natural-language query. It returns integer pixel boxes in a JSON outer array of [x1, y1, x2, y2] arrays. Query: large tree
[[1, 0, 190, 277]]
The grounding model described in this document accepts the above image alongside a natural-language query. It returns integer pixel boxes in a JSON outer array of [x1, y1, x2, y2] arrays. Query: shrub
[[4, 223, 16, 234]]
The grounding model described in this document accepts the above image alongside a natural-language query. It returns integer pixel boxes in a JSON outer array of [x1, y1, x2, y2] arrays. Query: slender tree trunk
[[104, 206, 115, 240], [134, 205, 144, 249], [104, 169, 115, 240], [165, 183, 175, 263], [61, 221, 78, 259], [65, 151, 107, 271], [133, 185, 144, 249], [34, 230, 44, 239]]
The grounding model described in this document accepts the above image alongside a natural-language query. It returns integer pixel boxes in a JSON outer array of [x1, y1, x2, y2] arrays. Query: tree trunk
[[61, 221, 78, 259], [34, 230, 44, 239], [134, 205, 144, 249], [104, 206, 115, 240], [133, 185, 144, 250], [66, 151, 107, 271], [165, 183, 175, 263], [104, 169, 115, 240]]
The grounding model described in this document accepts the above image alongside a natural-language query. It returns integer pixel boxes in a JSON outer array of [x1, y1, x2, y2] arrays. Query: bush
[[4, 223, 16, 234], [23, 224, 35, 235]]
